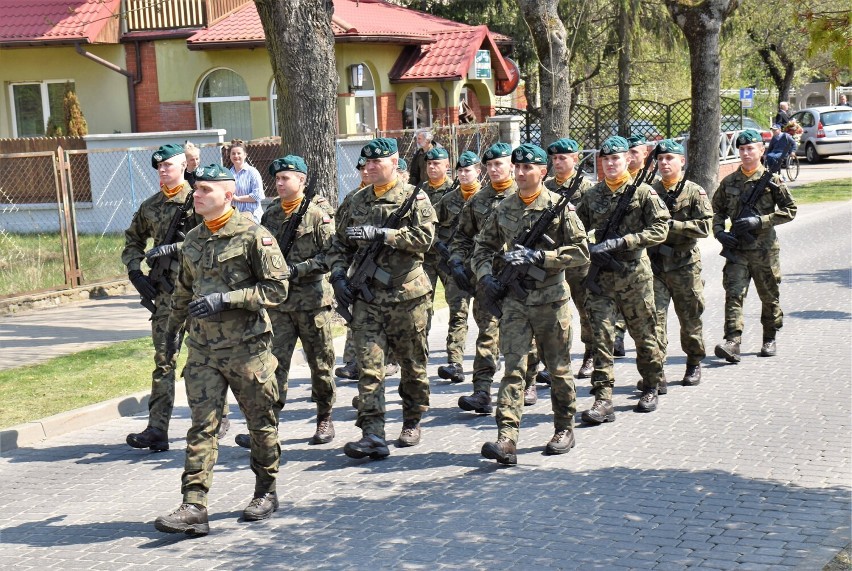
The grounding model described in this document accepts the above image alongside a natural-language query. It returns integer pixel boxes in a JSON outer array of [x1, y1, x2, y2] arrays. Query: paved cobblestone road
[[0, 200, 850, 570]]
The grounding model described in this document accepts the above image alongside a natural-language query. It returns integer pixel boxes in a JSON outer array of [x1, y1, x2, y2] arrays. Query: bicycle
[[784, 153, 800, 182]]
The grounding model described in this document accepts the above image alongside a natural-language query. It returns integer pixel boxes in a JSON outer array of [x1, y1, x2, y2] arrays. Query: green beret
[[151, 143, 185, 168], [457, 151, 479, 168], [511, 143, 548, 165], [356, 156, 367, 170], [655, 139, 684, 156], [736, 129, 763, 146], [361, 137, 398, 158], [481, 142, 512, 164], [397, 158, 408, 172], [627, 135, 647, 148], [547, 138, 580, 155], [600, 136, 630, 156], [269, 155, 307, 176], [193, 164, 235, 182], [425, 147, 449, 161]]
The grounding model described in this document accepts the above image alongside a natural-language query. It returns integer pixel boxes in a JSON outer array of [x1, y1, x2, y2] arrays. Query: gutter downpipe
[[75, 42, 141, 133]]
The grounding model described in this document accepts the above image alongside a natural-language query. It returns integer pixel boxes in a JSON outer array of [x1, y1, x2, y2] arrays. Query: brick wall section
[[126, 42, 196, 133], [377, 93, 402, 131]]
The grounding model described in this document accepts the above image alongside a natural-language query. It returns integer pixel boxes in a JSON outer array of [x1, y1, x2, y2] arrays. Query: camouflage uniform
[[650, 179, 712, 365], [261, 198, 336, 417], [167, 212, 288, 507], [576, 178, 670, 399], [327, 179, 437, 439], [712, 166, 797, 341], [471, 189, 589, 443], [122, 182, 207, 434]]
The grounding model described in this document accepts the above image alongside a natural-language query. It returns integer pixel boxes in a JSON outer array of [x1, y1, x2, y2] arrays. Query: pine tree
[[63, 82, 88, 137], [45, 116, 63, 137]]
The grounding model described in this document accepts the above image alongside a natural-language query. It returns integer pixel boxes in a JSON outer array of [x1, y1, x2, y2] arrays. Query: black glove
[[346, 225, 387, 243], [449, 260, 473, 292], [590, 249, 615, 267], [144, 243, 178, 262], [288, 264, 299, 279], [502, 245, 545, 268], [128, 269, 157, 300], [716, 231, 739, 249], [164, 328, 181, 362], [732, 216, 761, 234], [479, 275, 503, 299], [330, 272, 354, 307], [188, 292, 230, 319], [591, 237, 627, 253]]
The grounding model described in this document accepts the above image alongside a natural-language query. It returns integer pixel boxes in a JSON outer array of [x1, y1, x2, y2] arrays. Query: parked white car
[[790, 106, 852, 163]]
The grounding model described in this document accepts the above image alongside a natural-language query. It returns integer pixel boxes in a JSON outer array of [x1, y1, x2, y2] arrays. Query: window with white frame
[[403, 89, 432, 130], [351, 64, 377, 135], [196, 69, 251, 141], [9, 80, 74, 137], [270, 80, 278, 137]]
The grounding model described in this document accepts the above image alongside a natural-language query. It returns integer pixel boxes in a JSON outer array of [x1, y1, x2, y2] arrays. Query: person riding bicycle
[[766, 123, 797, 172]]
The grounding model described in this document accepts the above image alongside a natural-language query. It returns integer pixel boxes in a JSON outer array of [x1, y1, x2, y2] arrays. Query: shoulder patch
[[568, 203, 576, 211], [648, 187, 657, 195], [416, 191, 427, 200], [316, 197, 327, 203], [322, 216, 332, 223], [262, 236, 274, 246], [698, 188, 707, 196]]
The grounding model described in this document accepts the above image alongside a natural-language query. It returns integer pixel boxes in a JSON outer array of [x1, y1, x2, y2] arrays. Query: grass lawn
[[791, 179, 851, 204], [0, 281, 447, 429]]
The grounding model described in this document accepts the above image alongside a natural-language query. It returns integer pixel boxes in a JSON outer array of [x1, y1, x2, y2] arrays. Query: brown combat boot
[[682, 363, 701, 386], [759, 339, 777, 357], [714, 337, 741, 363], [581, 399, 616, 425], [577, 349, 594, 378], [310, 413, 335, 445], [544, 429, 576, 455], [154, 503, 209, 535], [397, 419, 421, 447], [523, 384, 538, 406], [481, 437, 517, 465], [637, 373, 667, 395]]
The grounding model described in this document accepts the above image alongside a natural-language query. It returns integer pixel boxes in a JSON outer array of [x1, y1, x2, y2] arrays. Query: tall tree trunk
[[254, 0, 338, 205], [616, 0, 632, 136], [748, 31, 796, 103], [516, 0, 571, 146], [665, 0, 739, 195]]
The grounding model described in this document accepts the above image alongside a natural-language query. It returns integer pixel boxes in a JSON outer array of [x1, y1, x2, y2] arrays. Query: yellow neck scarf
[[662, 175, 681, 190], [428, 175, 448, 189], [492, 178, 513, 193], [282, 196, 303, 216], [358, 181, 368, 189], [161, 182, 183, 199], [555, 175, 568, 187], [741, 166, 759, 178], [460, 181, 480, 201], [373, 177, 397, 198], [628, 168, 640, 179], [520, 186, 542, 206], [204, 207, 235, 233], [605, 171, 631, 192]]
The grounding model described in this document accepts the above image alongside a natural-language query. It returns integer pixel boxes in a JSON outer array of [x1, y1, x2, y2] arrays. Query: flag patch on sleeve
[[262, 236, 274, 246]]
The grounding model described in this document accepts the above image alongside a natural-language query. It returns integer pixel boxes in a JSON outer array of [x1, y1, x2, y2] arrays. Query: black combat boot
[[577, 349, 594, 378], [523, 384, 538, 406], [544, 429, 576, 455], [614, 334, 626, 357], [335, 361, 359, 380], [636, 389, 658, 413], [536, 369, 553, 386], [234, 433, 251, 449], [759, 339, 777, 357], [714, 338, 741, 363], [154, 503, 209, 535], [351, 394, 360, 409], [682, 363, 701, 386], [437, 363, 465, 383], [343, 433, 390, 460], [243, 492, 279, 521], [481, 437, 517, 465], [310, 414, 335, 445], [126, 426, 169, 452], [458, 390, 493, 414], [581, 399, 616, 424], [397, 419, 421, 447]]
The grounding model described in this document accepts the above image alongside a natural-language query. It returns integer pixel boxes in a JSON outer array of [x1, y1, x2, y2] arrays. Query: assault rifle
[[479, 168, 589, 319], [276, 175, 318, 260], [583, 150, 659, 295], [141, 192, 195, 314], [648, 175, 687, 273], [432, 179, 477, 296], [719, 162, 780, 263], [336, 184, 422, 323]]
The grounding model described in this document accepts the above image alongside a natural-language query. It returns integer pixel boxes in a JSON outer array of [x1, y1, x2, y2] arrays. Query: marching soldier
[[232, 155, 337, 448], [122, 144, 230, 452], [327, 138, 436, 460], [575, 136, 669, 424], [647, 140, 711, 387], [154, 164, 288, 535], [712, 129, 797, 362], [543, 138, 595, 379], [473, 143, 589, 465]]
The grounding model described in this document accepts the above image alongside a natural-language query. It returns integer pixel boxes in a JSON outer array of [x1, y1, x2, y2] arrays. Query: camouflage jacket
[[576, 178, 670, 259], [168, 211, 289, 351], [449, 180, 518, 270], [422, 177, 455, 268], [121, 182, 202, 281], [472, 188, 590, 305], [712, 166, 797, 250], [650, 179, 712, 271], [261, 198, 334, 311], [434, 186, 469, 247], [327, 177, 437, 304], [543, 172, 594, 205]]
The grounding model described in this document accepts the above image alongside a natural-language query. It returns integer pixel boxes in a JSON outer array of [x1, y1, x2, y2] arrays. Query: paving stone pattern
[[0, 201, 850, 569]]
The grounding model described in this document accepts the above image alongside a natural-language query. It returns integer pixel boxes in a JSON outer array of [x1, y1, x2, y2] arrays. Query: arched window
[[351, 63, 377, 135], [196, 69, 251, 141], [403, 89, 432, 130]]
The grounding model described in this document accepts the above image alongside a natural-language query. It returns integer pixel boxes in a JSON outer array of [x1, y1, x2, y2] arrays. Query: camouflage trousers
[[424, 262, 470, 365], [351, 295, 431, 439], [269, 306, 336, 417], [496, 297, 577, 444], [567, 265, 593, 348], [343, 328, 397, 365], [181, 336, 280, 507], [470, 295, 538, 392], [653, 260, 706, 366], [584, 257, 664, 400], [722, 247, 783, 340]]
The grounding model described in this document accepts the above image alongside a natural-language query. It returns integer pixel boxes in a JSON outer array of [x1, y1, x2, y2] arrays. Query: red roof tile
[[0, 0, 120, 46]]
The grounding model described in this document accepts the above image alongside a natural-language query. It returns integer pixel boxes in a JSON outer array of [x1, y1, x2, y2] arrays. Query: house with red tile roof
[[0, 0, 517, 139]]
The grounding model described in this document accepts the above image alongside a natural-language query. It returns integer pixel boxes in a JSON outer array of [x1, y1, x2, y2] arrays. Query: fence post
[[55, 146, 82, 287], [486, 115, 522, 148]]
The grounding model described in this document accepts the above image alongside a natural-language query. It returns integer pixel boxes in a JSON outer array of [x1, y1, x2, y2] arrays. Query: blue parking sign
[[739, 88, 754, 100]]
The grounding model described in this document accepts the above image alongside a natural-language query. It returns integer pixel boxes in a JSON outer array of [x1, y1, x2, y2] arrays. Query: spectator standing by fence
[[228, 139, 265, 222]]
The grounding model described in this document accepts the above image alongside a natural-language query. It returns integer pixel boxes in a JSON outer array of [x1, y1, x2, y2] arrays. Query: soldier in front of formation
[[712, 129, 797, 362], [154, 164, 288, 535], [327, 138, 437, 460], [575, 136, 669, 424], [473, 143, 589, 465]]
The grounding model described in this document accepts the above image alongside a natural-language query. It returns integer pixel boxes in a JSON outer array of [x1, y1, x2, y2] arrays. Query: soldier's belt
[[612, 250, 643, 262], [206, 308, 253, 322], [521, 270, 565, 290]]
